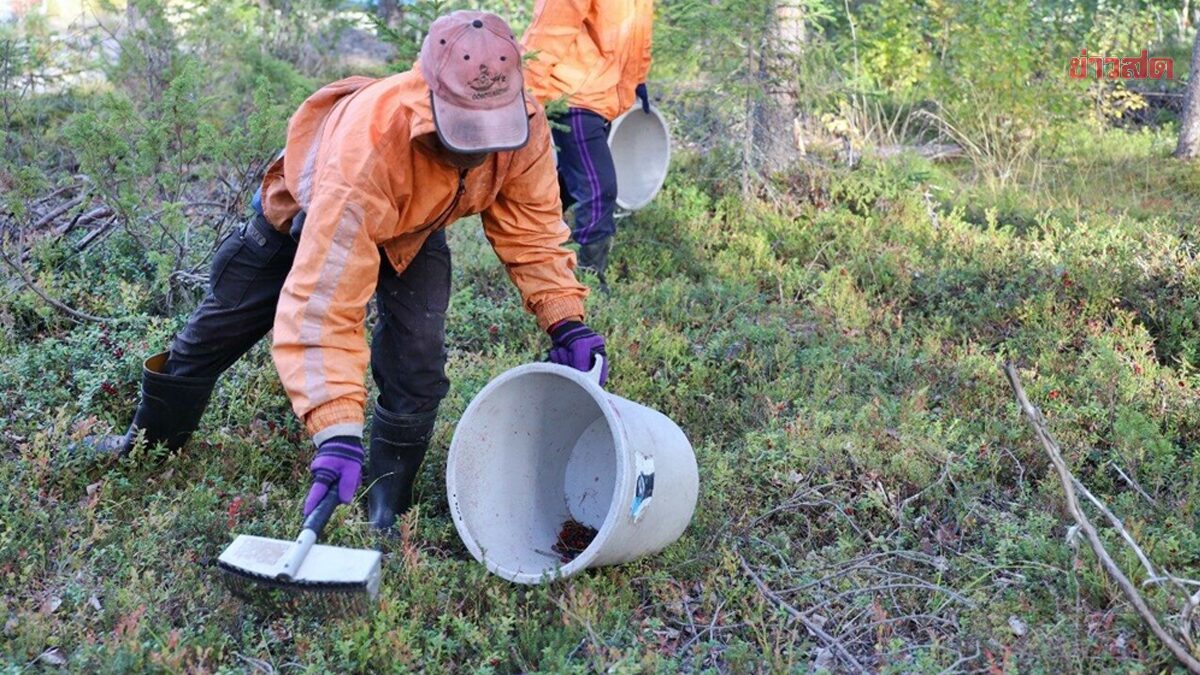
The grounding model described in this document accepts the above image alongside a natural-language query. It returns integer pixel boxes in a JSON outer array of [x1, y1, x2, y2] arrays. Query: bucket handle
[[588, 355, 605, 385]]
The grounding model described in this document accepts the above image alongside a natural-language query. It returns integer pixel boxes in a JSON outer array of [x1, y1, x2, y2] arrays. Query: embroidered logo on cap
[[468, 64, 509, 99]]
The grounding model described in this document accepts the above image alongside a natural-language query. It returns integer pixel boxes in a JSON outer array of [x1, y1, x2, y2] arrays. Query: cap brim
[[431, 93, 530, 154]]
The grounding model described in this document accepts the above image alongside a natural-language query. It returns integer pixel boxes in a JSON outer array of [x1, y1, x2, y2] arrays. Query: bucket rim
[[446, 361, 630, 584], [607, 104, 671, 212]]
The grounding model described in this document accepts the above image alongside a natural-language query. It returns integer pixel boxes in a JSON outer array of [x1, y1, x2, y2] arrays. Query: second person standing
[[521, 0, 655, 291]]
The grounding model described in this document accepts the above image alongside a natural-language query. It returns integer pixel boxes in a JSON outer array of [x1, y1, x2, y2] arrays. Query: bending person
[[81, 11, 607, 533]]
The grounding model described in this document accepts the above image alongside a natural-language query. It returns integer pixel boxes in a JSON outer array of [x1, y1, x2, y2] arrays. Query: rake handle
[[302, 488, 341, 537], [278, 490, 341, 581]]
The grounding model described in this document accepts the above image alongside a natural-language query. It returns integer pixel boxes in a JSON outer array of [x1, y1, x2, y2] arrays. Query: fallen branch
[[1071, 476, 1158, 580], [0, 248, 119, 324], [32, 196, 83, 230], [875, 142, 965, 161], [1108, 460, 1157, 506], [677, 598, 731, 653], [234, 652, 275, 674], [48, 207, 114, 242], [75, 206, 114, 229], [20, 206, 115, 263], [168, 269, 208, 287], [1070, 480, 1199, 648], [803, 581, 972, 613], [1002, 362, 1200, 673], [898, 459, 950, 521], [936, 644, 981, 675], [31, 179, 87, 208], [74, 219, 115, 253], [736, 549, 865, 673]]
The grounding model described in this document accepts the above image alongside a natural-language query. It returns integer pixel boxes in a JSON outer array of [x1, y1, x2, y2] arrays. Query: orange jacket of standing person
[[521, 0, 654, 122], [259, 71, 587, 441]]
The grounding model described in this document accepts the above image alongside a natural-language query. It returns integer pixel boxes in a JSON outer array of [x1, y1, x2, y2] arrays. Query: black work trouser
[[165, 213, 452, 416]]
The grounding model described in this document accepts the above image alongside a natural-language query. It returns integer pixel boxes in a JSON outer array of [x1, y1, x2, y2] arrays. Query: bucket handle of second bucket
[[588, 355, 605, 386]]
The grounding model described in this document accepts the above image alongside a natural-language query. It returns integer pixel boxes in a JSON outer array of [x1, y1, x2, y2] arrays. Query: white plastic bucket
[[446, 358, 699, 584], [607, 104, 672, 213]]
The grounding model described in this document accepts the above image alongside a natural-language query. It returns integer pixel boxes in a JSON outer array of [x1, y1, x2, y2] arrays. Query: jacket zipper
[[429, 168, 468, 230]]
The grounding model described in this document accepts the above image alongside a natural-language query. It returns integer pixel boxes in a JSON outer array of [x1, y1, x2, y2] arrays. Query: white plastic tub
[[446, 359, 699, 584], [608, 104, 672, 214]]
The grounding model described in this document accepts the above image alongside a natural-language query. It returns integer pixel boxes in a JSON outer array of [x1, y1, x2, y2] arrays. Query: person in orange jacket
[[80, 11, 608, 532], [521, 0, 655, 290]]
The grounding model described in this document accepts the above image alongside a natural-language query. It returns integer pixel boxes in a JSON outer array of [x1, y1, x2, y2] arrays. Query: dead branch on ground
[[1002, 362, 1200, 672], [0, 247, 118, 324], [736, 547, 866, 673], [32, 196, 83, 230]]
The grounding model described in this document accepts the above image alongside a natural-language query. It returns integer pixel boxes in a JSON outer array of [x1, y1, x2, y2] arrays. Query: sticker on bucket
[[630, 454, 655, 521]]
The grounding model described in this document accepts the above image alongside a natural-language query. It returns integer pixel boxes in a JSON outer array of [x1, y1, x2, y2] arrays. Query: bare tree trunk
[[774, 0, 806, 159], [742, 36, 755, 198], [1175, 28, 1200, 159], [752, 0, 807, 173], [377, 0, 400, 28]]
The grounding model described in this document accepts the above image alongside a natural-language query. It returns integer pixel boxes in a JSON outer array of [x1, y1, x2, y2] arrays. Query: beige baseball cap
[[418, 11, 529, 153]]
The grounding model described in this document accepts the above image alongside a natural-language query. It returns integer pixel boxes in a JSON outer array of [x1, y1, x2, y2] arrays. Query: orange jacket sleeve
[[481, 113, 588, 330], [272, 141, 401, 445]]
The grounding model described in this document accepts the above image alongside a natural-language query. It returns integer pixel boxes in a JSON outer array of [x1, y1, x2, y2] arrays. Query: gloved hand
[[548, 320, 609, 385], [635, 83, 650, 114], [303, 436, 364, 516]]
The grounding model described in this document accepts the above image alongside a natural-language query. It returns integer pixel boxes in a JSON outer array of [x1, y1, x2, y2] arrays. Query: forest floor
[[4, 7, 1200, 666], [4, 118, 1200, 672]]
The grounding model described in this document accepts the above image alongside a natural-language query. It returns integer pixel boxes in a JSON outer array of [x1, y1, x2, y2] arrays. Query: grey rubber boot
[[74, 352, 217, 457], [365, 405, 437, 533], [577, 237, 613, 293]]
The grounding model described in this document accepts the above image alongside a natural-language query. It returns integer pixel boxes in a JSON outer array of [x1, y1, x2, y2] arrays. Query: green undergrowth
[[4, 133, 1200, 671]]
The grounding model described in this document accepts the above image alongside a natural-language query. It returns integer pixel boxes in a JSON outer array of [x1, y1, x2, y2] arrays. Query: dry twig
[[1071, 476, 1158, 580], [922, 188, 941, 230], [1003, 362, 1200, 673], [1108, 460, 1158, 506], [0, 248, 118, 324], [736, 549, 866, 673], [31, 181, 81, 207], [898, 459, 951, 522]]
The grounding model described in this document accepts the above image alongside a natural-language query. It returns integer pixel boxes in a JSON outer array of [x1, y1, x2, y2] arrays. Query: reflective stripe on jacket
[[260, 70, 587, 441], [520, 0, 654, 122]]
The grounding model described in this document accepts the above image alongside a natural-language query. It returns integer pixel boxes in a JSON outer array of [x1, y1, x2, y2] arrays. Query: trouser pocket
[[209, 214, 292, 307]]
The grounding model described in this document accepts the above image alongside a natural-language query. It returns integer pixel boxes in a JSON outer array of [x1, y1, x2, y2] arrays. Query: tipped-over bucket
[[608, 104, 672, 213], [447, 358, 699, 584]]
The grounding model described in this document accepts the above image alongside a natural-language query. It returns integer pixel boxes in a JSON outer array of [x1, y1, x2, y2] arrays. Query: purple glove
[[635, 83, 650, 114], [303, 436, 364, 516], [548, 320, 608, 385]]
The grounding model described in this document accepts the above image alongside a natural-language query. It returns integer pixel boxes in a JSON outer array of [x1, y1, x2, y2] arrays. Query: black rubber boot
[[577, 237, 613, 294], [365, 405, 437, 533], [75, 351, 217, 457]]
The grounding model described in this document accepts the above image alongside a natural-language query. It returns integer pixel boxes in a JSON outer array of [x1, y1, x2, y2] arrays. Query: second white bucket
[[447, 358, 699, 584], [608, 104, 672, 214]]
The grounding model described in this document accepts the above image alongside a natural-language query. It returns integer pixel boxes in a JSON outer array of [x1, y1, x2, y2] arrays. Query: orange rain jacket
[[259, 71, 588, 443], [520, 0, 655, 122]]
